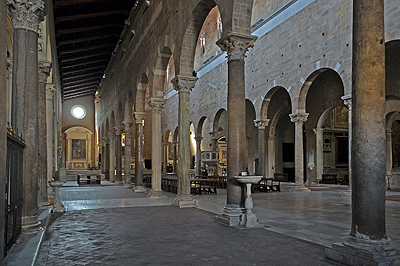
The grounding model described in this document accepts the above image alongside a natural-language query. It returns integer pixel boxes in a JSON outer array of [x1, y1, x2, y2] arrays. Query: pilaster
[[114, 126, 124, 185], [195, 136, 203, 177], [254, 119, 269, 177], [342, 94, 352, 193], [122, 121, 133, 188]]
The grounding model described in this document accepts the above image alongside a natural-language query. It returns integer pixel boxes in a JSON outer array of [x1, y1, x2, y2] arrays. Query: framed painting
[[334, 106, 349, 128], [72, 139, 86, 160]]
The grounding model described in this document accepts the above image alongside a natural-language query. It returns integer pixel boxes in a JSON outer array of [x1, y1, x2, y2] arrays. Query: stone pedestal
[[215, 32, 257, 225], [235, 175, 262, 228], [49, 180, 65, 212], [8, 0, 45, 228], [289, 113, 310, 192], [172, 76, 197, 208], [123, 121, 133, 188], [114, 126, 123, 185], [134, 112, 146, 193]]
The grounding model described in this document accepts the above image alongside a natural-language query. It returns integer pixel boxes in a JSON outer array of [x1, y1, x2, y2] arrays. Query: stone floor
[[29, 181, 400, 265]]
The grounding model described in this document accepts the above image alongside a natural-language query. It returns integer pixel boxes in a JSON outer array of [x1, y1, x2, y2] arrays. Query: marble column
[[267, 136, 276, 179], [114, 126, 123, 185], [1, 0, 8, 260], [100, 140, 105, 174], [326, 0, 399, 264], [254, 120, 268, 177], [289, 113, 310, 191], [209, 131, 218, 151], [386, 129, 393, 187], [172, 142, 177, 173], [8, 0, 45, 228], [342, 95, 352, 191], [46, 84, 55, 203], [148, 98, 166, 198], [38, 61, 51, 206], [195, 137, 203, 177], [314, 127, 324, 182], [163, 142, 168, 173], [133, 112, 146, 193], [123, 121, 133, 188], [172, 75, 197, 208], [103, 137, 110, 180], [215, 32, 257, 226], [108, 130, 115, 182]]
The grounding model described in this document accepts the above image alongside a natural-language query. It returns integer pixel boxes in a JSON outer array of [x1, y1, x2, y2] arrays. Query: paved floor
[[32, 181, 400, 265]]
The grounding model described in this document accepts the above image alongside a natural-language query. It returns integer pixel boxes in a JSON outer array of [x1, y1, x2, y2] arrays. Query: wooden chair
[[321, 174, 337, 184]]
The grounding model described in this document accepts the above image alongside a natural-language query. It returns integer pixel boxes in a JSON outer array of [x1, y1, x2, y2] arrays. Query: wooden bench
[[271, 173, 288, 192], [77, 174, 101, 185], [321, 174, 337, 184], [190, 179, 217, 195]]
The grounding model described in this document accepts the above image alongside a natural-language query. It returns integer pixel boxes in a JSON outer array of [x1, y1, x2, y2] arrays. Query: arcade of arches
[[1, 0, 400, 265]]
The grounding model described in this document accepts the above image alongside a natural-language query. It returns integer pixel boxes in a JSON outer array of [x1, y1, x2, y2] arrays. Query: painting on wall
[[72, 139, 86, 160], [334, 106, 349, 128]]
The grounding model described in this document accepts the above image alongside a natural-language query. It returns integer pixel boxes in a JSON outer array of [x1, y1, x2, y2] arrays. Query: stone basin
[[234, 175, 262, 184]]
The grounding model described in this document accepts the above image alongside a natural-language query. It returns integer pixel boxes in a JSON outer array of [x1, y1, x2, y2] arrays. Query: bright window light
[[71, 105, 86, 119]]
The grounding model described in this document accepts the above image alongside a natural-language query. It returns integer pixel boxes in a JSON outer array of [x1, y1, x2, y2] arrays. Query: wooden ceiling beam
[[58, 43, 115, 55], [54, 0, 132, 8], [56, 23, 122, 35], [63, 92, 95, 101], [58, 34, 118, 46], [62, 71, 102, 81], [63, 81, 99, 90], [61, 65, 106, 76], [63, 88, 97, 97], [63, 85, 97, 94], [55, 10, 129, 23], [58, 51, 111, 63], [62, 76, 101, 86]]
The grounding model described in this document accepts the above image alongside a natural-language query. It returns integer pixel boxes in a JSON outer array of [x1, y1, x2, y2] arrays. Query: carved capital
[[194, 136, 203, 143], [148, 98, 165, 113], [114, 126, 124, 136], [290, 113, 309, 125], [254, 119, 269, 130], [102, 137, 109, 144], [133, 112, 146, 124], [217, 32, 257, 61], [46, 84, 55, 101], [38, 61, 52, 84], [7, 0, 45, 33], [209, 131, 218, 140], [122, 121, 134, 132], [171, 75, 198, 94], [341, 95, 352, 111]]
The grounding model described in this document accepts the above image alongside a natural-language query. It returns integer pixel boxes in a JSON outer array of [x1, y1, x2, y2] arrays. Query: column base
[[123, 183, 132, 189], [325, 238, 400, 266], [239, 212, 263, 228], [289, 184, 310, 192], [173, 194, 196, 208], [215, 204, 245, 227], [22, 215, 41, 230], [115, 180, 123, 185], [147, 190, 167, 198], [133, 185, 147, 193]]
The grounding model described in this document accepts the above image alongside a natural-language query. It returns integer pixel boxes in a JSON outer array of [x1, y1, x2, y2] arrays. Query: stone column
[[172, 75, 197, 207], [209, 131, 218, 151], [215, 32, 257, 226], [8, 0, 45, 228], [326, 1, 399, 264], [46, 84, 55, 203], [103, 137, 110, 180], [195, 137, 203, 177], [386, 129, 393, 187], [148, 98, 166, 198], [314, 127, 324, 182], [133, 112, 146, 193], [6, 59, 12, 124], [100, 140, 105, 174], [1, 0, 8, 260], [267, 136, 276, 179], [123, 121, 133, 188], [342, 95, 352, 190], [172, 142, 177, 173], [108, 130, 115, 182], [163, 142, 168, 173], [38, 61, 51, 206], [114, 126, 123, 185], [254, 120, 268, 177], [289, 113, 310, 191]]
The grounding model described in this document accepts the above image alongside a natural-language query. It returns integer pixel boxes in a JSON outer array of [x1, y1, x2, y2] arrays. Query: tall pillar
[[267, 136, 276, 179], [38, 61, 51, 206], [314, 127, 324, 182], [103, 137, 110, 180], [1, 0, 8, 260], [195, 137, 203, 177], [8, 0, 45, 228], [148, 98, 166, 198], [386, 129, 393, 187], [108, 130, 115, 182], [123, 121, 133, 188], [46, 84, 55, 203], [133, 112, 146, 193], [254, 120, 268, 177], [114, 126, 123, 185], [289, 113, 310, 191], [210, 131, 218, 151], [326, 0, 400, 264], [172, 142, 177, 173], [215, 32, 257, 226], [342, 95, 352, 190], [100, 141, 105, 174], [163, 142, 168, 173], [172, 75, 197, 208]]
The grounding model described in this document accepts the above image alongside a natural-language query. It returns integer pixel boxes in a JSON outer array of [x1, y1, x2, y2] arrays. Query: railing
[[4, 126, 25, 257]]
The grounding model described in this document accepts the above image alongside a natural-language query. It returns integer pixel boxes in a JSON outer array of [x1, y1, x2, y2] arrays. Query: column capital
[[289, 113, 309, 125], [38, 61, 52, 84], [216, 32, 257, 61], [194, 136, 203, 143], [254, 119, 269, 130], [46, 84, 55, 101], [148, 98, 165, 112], [133, 112, 146, 124], [102, 137, 109, 144], [171, 75, 198, 94], [7, 0, 45, 33], [209, 131, 218, 139], [114, 126, 124, 136], [122, 121, 134, 132], [107, 131, 115, 138], [341, 95, 352, 111]]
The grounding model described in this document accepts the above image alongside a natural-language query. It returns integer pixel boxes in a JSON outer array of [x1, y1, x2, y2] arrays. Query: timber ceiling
[[53, 0, 140, 101]]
